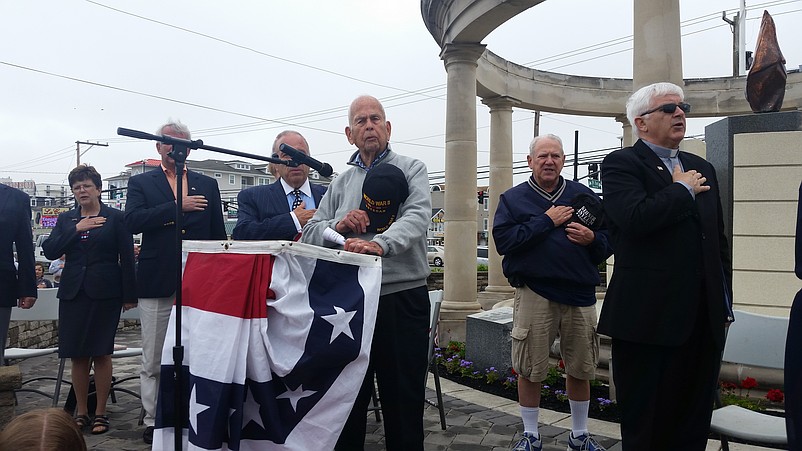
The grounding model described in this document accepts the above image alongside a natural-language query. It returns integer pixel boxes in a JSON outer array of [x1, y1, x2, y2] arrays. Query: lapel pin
[[657, 166, 664, 171]]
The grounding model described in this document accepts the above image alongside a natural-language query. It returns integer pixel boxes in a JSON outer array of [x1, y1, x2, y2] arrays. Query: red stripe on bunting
[[181, 252, 274, 319]]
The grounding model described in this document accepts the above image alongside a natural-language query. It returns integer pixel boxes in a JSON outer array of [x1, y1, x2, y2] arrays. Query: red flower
[[510, 368, 517, 376], [721, 382, 737, 390], [740, 377, 758, 390], [558, 359, 565, 370], [766, 389, 784, 403]]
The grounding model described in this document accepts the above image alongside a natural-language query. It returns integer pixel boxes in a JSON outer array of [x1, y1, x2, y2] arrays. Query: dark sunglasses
[[639, 102, 691, 116]]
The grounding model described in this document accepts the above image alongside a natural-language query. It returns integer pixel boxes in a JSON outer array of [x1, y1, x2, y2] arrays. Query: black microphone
[[278, 143, 334, 178]]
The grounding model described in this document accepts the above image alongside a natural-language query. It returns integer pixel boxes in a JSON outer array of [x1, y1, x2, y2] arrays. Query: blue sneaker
[[567, 433, 606, 451], [511, 431, 542, 451]]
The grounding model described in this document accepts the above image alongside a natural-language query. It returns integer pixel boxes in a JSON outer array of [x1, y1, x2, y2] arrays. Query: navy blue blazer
[[232, 181, 326, 240], [124, 168, 227, 298], [599, 139, 731, 349], [43, 203, 136, 302], [0, 185, 36, 307]]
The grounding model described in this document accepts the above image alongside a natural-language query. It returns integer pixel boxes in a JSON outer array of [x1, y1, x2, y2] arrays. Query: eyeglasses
[[71, 183, 96, 192], [639, 102, 691, 116]]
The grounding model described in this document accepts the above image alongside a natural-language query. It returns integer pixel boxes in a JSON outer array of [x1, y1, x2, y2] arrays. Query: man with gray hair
[[493, 134, 612, 451], [302, 95, 431, 450], [600, 82, 731, 450], [124, 119, 226, 444], [233, 130, 326, 240]]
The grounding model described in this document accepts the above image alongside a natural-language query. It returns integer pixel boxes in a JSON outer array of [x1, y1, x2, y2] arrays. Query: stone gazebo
[[421, 0, 802, 342]]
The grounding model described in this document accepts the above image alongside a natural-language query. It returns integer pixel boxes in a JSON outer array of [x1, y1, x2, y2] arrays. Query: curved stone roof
[[422, 0, 802, 118]]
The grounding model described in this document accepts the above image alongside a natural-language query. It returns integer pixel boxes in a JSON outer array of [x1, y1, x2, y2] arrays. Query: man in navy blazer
[[124, 120, 226, 444], [600, 82, 731, 450], [232, 130, 326, 240], [0, 184, 37, 362]]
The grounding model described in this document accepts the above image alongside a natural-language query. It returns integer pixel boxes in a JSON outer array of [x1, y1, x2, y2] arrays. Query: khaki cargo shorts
[[510, 285, 599, 382]]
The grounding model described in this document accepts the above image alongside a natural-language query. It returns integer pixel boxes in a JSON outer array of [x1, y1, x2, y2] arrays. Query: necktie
[[291, 189, 303, 210]]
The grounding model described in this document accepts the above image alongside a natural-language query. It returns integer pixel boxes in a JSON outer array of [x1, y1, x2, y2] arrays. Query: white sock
[[569, 399, 589, 436], [520, 406, 540, 437]]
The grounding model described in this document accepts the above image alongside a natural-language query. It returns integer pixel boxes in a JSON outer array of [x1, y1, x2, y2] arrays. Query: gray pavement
[[11, 328, 761, 450]]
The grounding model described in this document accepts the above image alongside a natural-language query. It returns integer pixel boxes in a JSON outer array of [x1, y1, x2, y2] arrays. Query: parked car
[[477, 246, 489, 265], [427, 245, 445, 267], [33, 233, 50, 265]]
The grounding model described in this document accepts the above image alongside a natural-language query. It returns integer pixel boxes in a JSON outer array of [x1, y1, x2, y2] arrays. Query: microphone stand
[[117, 127, 299, 450]]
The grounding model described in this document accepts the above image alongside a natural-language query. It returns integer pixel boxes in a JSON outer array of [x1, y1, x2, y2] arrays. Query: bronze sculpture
[[746, 10, 787, 113]]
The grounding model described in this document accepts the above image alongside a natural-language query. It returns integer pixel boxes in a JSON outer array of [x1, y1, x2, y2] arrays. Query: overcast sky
[[1, 0, 800, 187]]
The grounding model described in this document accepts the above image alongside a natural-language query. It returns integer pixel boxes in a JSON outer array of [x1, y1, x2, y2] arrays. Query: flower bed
[[434, 341, 787, 428], [434, 341, 621, 423]]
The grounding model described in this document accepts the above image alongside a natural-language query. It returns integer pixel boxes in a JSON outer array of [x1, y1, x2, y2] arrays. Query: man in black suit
[[600, 82, 731, 451], [233, 130, 326, 240], [0, 184, 37, 361], [124, 120, 227, 444]]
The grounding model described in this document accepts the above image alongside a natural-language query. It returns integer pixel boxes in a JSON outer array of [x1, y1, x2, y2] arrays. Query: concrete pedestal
[[706, 112, 802, 314], [705, 111, 802, 246], [465, 307, 513, 373]]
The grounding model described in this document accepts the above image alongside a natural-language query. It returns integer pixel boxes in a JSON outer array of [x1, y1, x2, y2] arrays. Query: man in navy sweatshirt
[[493, 134, 612, 451]]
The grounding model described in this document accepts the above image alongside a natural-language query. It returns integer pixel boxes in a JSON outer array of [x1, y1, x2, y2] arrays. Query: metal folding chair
[[425, 289, 446, 430], [710, 310, 789, 449]]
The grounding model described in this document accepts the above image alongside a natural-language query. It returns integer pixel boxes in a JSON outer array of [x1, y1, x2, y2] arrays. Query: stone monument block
[[705, 110, 802, 249], [465, 307, 513, 373]]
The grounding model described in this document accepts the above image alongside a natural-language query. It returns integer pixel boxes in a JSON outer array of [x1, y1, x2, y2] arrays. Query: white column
[[633, 0, 683, 90], [615, 115, 632, 148], [481, 96, 519, 297], [440, 43, 486, 343]]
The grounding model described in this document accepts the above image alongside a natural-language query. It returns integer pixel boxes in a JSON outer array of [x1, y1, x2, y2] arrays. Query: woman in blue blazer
[[43, 165, 136, 435]]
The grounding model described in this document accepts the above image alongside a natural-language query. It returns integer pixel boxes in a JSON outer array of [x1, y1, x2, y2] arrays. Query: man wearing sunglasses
[[599, 82, 731, 450]]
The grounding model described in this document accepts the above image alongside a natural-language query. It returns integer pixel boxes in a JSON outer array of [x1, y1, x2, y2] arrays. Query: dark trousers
[[787, 290, 802, 451], [335, 285, 430, 451], [611, 308, 720, 451]]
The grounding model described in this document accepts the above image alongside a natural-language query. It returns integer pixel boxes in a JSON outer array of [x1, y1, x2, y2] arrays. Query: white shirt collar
[[280, 178, 312, 197]]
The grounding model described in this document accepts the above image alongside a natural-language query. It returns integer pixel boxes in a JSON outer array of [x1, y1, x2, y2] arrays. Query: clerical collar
[[643, 140, 679, 158], [527, 175, 566, 202]]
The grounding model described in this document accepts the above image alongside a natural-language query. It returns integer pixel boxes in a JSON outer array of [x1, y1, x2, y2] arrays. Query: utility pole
[[76, 141, 108, 166], [739, 0, 747, 76], [573, 130, 579, 182], [533, 111, 540, 137], [722, 0, 748, 76]]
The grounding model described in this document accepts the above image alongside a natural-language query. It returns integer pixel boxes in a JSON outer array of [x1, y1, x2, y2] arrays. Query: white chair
[[10, 288, 143, 410], [7, 288, 65, 407], [425, 289, 447, 430], [710, 309, 789, 450]]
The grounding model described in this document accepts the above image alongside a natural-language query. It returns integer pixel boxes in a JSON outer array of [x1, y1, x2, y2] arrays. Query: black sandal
[[75, 414, 90, 431], [91, 414, 110, 435]]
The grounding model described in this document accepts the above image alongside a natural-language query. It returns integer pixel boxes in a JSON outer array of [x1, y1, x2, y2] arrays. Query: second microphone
[[278, 143, 334, 178]]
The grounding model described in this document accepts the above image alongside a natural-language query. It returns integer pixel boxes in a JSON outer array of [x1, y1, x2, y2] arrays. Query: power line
[[85, 0, 444, 101]]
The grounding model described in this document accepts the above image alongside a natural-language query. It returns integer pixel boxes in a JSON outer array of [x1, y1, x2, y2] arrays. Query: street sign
[[588, 179, 602, 189]]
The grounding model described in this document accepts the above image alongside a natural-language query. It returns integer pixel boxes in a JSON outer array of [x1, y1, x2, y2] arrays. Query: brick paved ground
[[10, 328, 767, 450]]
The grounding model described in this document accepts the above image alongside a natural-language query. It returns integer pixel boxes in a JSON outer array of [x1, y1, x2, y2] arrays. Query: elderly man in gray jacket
[[302, 95, 431, 451]]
